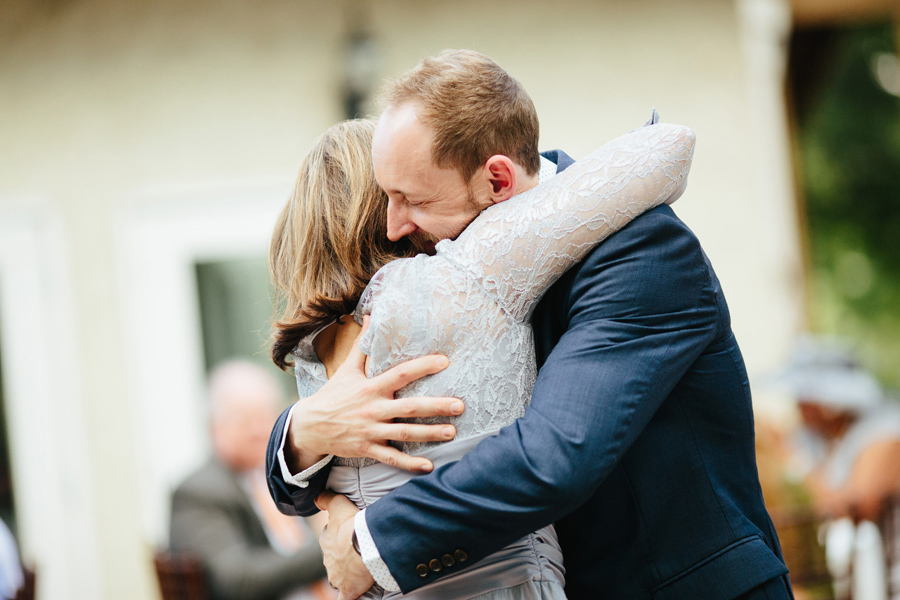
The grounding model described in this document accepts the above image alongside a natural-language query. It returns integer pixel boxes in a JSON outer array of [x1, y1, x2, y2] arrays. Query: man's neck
[[513, 171, 540, 196], [514, 155, 556, 196]]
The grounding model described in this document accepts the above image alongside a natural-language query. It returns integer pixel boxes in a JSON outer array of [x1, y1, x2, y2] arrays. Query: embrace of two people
[[263, 50, 794, 600]]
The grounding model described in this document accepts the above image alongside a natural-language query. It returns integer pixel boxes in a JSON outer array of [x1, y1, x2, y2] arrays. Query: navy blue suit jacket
[[266, 150, 790, 599]]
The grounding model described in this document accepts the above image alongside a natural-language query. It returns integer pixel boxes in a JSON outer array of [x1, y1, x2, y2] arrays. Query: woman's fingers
[[319, 492, 360, 521], [377, 354, 450, 392], [366, 444, 435, 473], [315, 490, 337, 512]]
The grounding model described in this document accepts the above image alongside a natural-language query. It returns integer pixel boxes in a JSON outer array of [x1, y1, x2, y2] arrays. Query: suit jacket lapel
[[539, 149, 575, 174]]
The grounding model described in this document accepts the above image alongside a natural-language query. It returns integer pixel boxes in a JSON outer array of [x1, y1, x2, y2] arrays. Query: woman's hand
[[316, 491, 374, 600]]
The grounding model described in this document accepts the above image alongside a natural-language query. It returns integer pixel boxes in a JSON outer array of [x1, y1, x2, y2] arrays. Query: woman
[[270, 118, 694, 598]]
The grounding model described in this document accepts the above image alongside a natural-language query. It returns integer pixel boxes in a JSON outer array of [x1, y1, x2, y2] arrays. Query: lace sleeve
[[440, 123, 695, 320]]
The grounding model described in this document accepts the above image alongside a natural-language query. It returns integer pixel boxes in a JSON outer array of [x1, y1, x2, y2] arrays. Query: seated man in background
[[170, 361, 331, 600]]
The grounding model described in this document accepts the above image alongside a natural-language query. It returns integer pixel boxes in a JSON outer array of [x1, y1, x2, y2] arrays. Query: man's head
[[208, 361, 282, 473], [372, 50, 541, 246]]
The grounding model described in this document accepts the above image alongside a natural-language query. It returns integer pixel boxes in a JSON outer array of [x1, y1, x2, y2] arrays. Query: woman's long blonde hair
[[269, 119, 416, 370]]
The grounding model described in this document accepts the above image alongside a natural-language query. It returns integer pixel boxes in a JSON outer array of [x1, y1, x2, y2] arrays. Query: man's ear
[[483, 155, 518, 204]]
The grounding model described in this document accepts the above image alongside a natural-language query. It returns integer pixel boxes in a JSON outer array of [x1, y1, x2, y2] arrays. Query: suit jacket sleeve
[[363, 208, 722, 592], [265, 405, 331, 517]]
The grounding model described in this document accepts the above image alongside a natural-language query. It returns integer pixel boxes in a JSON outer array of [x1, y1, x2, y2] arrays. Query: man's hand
[[286, 316, 464, 473], [316, 491, 373, 600]]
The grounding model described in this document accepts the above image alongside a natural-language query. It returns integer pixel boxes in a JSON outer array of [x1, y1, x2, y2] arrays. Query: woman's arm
[[443, 123, 695, 320]]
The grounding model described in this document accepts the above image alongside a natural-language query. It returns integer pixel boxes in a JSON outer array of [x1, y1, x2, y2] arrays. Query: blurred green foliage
[[795, 23, 900, 388]]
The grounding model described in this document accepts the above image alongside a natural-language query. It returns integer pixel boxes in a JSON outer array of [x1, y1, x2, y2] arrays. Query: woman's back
[[291, 273, 554, 600], [354, 252, 537, 458]]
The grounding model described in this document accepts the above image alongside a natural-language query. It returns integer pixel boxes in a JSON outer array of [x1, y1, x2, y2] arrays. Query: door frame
[[113, 176, 291, 545]]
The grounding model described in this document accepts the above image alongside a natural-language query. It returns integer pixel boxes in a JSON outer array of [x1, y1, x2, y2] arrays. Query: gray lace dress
[[292, 123, 695, 599]]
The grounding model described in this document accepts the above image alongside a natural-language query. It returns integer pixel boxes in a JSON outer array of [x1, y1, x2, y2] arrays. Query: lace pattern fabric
[[291, 123, 695, 467], [292, 323, 331, 403]]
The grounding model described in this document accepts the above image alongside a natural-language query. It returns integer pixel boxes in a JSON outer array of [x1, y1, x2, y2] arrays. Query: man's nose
[[386, 199, 418, 241]]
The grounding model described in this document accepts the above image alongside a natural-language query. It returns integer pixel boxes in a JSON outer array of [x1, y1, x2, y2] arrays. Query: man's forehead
[[373, 105, 436, 185], [374, 104, 430, 157], [377, 101, 422, 133]]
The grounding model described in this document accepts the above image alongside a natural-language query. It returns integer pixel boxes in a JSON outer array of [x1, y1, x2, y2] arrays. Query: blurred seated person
[[777, 337, 900, 600], [170, 361, 331, 600], [783, 340, 900, 522]]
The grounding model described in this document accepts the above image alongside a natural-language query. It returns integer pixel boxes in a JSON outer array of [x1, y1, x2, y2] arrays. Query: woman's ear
[[483, 155, 518, 204]]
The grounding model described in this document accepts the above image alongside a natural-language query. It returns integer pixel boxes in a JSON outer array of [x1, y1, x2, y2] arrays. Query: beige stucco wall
[[0, 2, 347, 598], [0, 1, 803, 598]]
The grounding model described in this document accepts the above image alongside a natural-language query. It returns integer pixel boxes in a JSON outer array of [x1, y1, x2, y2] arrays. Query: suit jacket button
[[415, 564, 429, 578], [442, 554, 455, 567], [454, 549, 468, 563], [429, 558, 442, 572]]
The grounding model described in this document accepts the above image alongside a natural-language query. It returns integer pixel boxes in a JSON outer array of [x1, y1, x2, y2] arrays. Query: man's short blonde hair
[[379, 49, 541, 182]]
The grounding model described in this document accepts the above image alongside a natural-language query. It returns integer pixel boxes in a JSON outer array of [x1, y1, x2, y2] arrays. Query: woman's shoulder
[[354, 250, 489, 326], [352, 255, 427, 320], [290, 322, 333, 389]]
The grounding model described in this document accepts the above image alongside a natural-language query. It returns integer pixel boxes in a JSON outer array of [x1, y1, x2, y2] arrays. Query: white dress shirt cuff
[[354, 509, 401, 592], [277, 403, 333, 488]]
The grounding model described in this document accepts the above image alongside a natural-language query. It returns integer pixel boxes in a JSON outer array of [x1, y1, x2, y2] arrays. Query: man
[[266, 50, 792, 599], [171, 361, 330, 600]]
